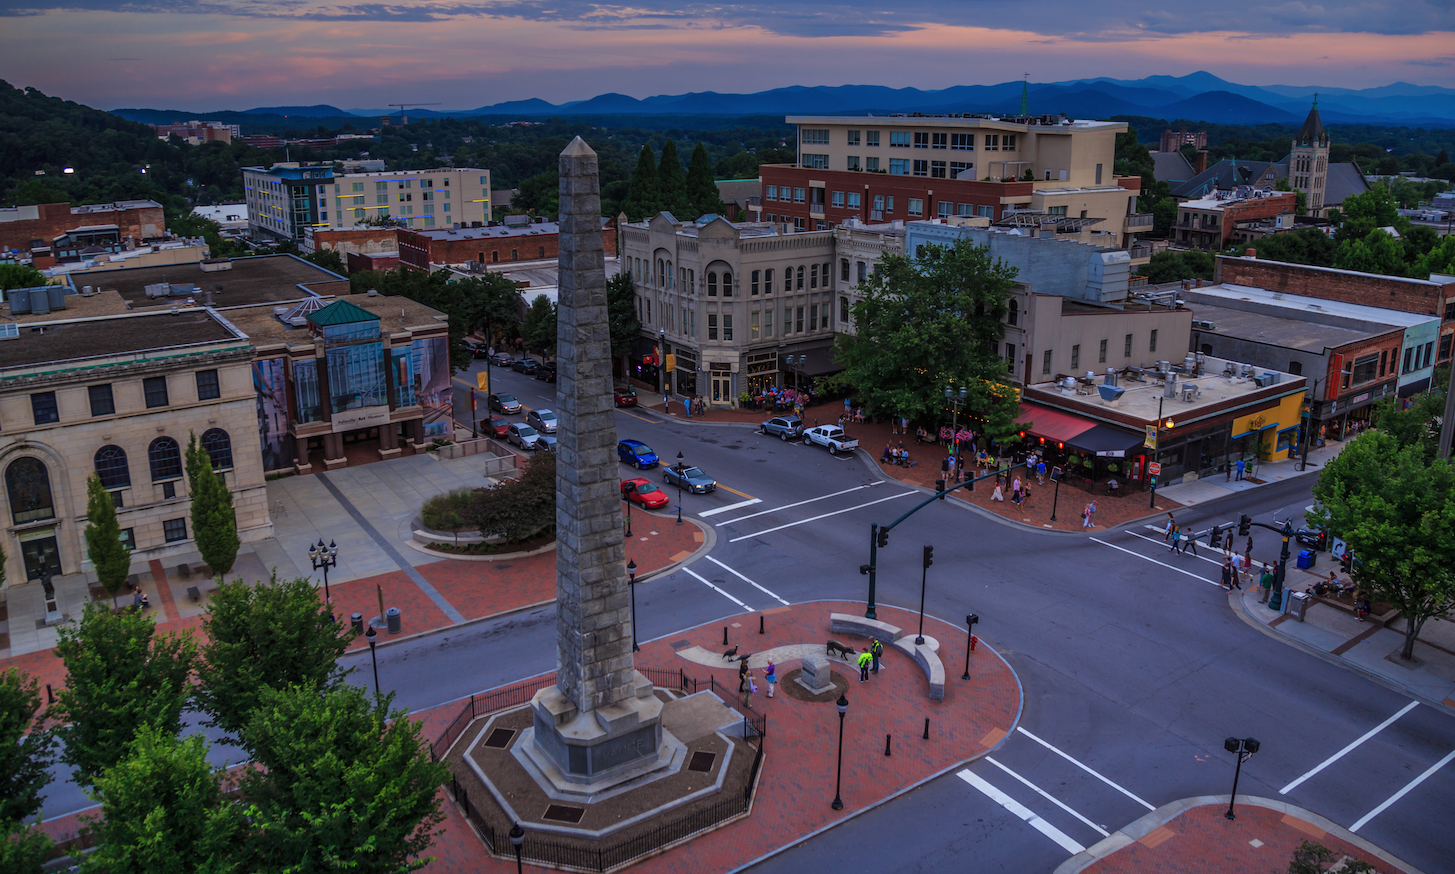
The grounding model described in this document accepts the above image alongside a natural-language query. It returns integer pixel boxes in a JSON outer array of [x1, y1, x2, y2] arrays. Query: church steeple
[[1290, 95, 1331, 214], [1020, 73, 1030, 116], [1297, 94, 1328, 148]]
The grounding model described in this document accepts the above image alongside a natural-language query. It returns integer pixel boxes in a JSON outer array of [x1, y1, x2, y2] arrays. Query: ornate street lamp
[[628, 559, 639, 653], [831, 694, 849, 811]]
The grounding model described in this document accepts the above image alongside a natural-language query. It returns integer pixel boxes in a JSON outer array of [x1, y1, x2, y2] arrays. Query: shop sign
[[332, 405, 390, 433]]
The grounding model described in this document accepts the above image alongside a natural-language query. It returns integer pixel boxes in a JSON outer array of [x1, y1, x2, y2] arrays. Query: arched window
[[148, 437, 182, 482], [202, 429, 233, 471], [1008, 299, 1019, 326], [666, 260, 673, 289], [657, 259, 666, 286], [796, 266, 805, 290], [764, 268, 774, 293], [94, 445, 131, 489], [707, 272, 718, 296], [722, 271, 733, 297], [783, 268, 793, 294], [1288, 360, 1303, 376], [7, 457, 54, 524], [857, 261, 867, 283]]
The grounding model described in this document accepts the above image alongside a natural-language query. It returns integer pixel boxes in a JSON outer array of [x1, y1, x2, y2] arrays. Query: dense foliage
[[348, 268, 521, 372], [0, 668, 53, 824], [84, 473, 132, 607], [187, 434, 240, 576], [607, 272, 643, 363]]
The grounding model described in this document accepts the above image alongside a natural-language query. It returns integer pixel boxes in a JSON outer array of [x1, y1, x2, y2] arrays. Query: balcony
[[870, 210, 884, 221], [1123, 213, 1154, 230], [809, 204, 825, 217]]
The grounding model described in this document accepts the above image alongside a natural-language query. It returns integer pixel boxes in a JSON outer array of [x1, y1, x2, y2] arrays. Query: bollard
[[759, 615, 765, 635], [885, 734, 892, 757], [970, 634, 978, 653], [723, 626, 729, 645], [923, 718, 930, 740]]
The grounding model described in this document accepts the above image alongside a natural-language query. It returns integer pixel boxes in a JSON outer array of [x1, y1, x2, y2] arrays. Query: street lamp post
[[831, 694, 848, 810], [625, 494, 633, 538], [658, 328, 667, 397], [915, 545, 933, 645], [945, 385, 968, 472], [509, 823, 525, 874], [1268, 520, 1296, 612], [1222, 736, 1261, 820], [628, 559, 639, 653], [962, 613, 979, 680], [1149, 397, 1173, 509], [365, 625, 380, 702], [674, 452, 685, 526], [308, 538, 339, 607], [1298, 377, 1322, 471], [1049, 465, 1062, 522]]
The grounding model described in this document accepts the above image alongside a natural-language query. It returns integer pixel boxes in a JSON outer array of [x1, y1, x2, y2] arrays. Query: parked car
[[490, 352, 513, 367], [485, 416, 509, 438], [488, 392, 522, 414], [464, 340, 488, 359], [617, 439, 659, 469], [536, 433, 557, 453], [621, 478, 669, 510], [760, 416, 804, 441], [527, 408, 557, 434], [535, 361, 558, 382], [512, 357, 540, 374], [663, 464, 716, 494], [613, 387, 638, 407], [803, 425, 859, 456], [507, 422, 540, 450]]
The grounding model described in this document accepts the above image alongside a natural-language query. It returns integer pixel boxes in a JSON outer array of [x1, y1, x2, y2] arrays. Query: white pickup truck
[[802, 425, 859, 456]]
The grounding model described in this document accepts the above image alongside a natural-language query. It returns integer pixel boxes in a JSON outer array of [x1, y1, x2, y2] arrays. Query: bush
[[421, 488, 479, 534], [469, 453, 555, 544]]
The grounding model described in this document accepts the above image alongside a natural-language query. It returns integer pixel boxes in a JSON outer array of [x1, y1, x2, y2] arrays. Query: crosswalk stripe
[[957, 769, 1086, 855]]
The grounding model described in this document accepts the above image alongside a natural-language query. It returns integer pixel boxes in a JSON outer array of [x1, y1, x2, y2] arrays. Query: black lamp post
[[625, 494, 633, 538], [674, 452, 685, 526], [628, 559, 639, 653], [1223, 736, 1260, 820], [509, 822, 525, 874], [1049, 465, 1063, 522], [962, 614, 979, 681], [1149, 397, 1173, 509], [308, 538, 338, 604], [915, 545, 933, 645], [831, 694, 848, 811], [365, 625, 380, 702]]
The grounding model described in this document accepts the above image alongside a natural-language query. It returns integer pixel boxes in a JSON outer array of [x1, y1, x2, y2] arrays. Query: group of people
[[672, 395, 709, 417], [737, 657, 777, 709], [881, 441, 913, 467]]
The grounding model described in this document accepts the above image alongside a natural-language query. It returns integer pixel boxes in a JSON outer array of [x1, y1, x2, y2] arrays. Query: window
[[866, 157, 880, 172], [1445, 302, 1455, 321], [951, 133, 973, 150], [832, 191, 844, 208], [202, 429, 233, 470], [802, 153, 829, 170], [937, 201, 952, 217], [913, 131, 929, 148], [857, 261, 867, 283], [976, 205, 993, 218], [163, 518, 188, 543], [30, 392, 58, 425], [722, 271, 733, 297], [783, 269, 793, 293], [195, 369, 220, 401], [723, 314, 733, 341], [708, 314, 718, 340], [94, 445, 131, 489], [752, 270, 760, 295], [840, 296, 850, 323], [764, 309, 773, 338], [7, 458, 54, 524], [708, 272, 718, 296], [144, 376, 169, 408], [796, 307, 805, 333], [1007, 299, 1018, 326], [847, 130, 861, 146], [1048, 205, 1068, 216], [645, 300, 651, 323], [802, 128, 830, 145], [1095, 163, 1103, 185], [847, 192, 861, 209], [810, 264, 818, 289], [766, 185, 778, 201], [120, 528, 135, 551], [1424, 341, 1434, 368], [1098, 339, 1107, 364], [793, 188, 806, 203], [1352, 354, 1379, 384], [985, 134, 999, 151], [1441, 334, 1453, 361], [810, 304, 818, 330], [1379, 349, 1388, 377], [784, 306, 793, 334], [751, 311, 760, 339], [1149, 330, 1158, 353], [1288, 360, 1303, 376], [764, 268, 774, 294], [1071, 344, 1080, 369], [907, 198, 924, 217], [890, 159, 910, 176], [931, 161, 947, 178], [932, 132, 947, 149], [866, 130, 880, 147], [796, 266, 805, 290], [1125, 334, 1133, 358], [149, 436, 181, 482], [846, 156, 860, 171], [913, 160, 929, 177], [1006, 343, 1016, 373], [956, 203, 973, 216], [841, 259, 850, 282], [1043, 350, 1052, 374], [890, 131, 911, 147], [1003, 135, 1016, 150]]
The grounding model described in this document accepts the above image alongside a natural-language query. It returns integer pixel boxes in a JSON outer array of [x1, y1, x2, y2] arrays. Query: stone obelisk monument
[[526, 137, 668, 791]]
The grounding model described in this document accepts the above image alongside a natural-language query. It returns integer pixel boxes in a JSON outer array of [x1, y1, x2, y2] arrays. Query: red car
[[614, 388, 638, 408], [486, 416, 509, 438], [621, 478, 669, 510]]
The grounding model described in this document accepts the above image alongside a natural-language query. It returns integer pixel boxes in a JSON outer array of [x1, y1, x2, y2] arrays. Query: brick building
[[347, 251, 399, 273], [397, 217, 615, 272], [303, 226, 399, 257], [1171, 190, 1296, 250], [1159, 128, 1207, 153], [0, 201, 166, 261], [151, 121, 238, 144]]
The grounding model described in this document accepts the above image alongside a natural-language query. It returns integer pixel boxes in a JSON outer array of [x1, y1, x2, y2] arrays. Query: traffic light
[[935, 478, 946, 498], [1209, 525, 1222, 549], [923, 545, 934, 568], [859, 564, 873, 576], [876, 527, 889, 548], [1340, 551, 1352, 573], [1238, 514, 1252, 537]]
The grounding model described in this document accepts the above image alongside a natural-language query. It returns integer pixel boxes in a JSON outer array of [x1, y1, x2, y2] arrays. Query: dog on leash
[[825, 640, 855, 659]]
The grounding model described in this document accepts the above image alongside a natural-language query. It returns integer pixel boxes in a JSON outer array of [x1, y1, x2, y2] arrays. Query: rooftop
[[1179, 189, 1294, 211], [785, 115, 1124, 132], [73, 200, 161, 214], [1186, 302, 1381, 352], [1186, 283, 1438, 329], [411, 221, 563, 241], [84, 254, 346, 308], [0, 309, 243, 372], [223, 292, 447, 348]]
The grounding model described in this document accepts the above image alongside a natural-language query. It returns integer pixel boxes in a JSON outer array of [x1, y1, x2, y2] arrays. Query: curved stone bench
[[891, 635, 946, 702], [828, 613, 902, 647]]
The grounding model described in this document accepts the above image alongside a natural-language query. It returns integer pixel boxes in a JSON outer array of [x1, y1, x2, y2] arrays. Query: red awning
[[1017, 403, 1097, 444]]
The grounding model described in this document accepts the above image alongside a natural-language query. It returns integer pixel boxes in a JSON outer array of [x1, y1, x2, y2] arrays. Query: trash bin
[[386, 606, 402, 634], [1296, 549, 1317, 570], [350, 613, 364, 635], [1288, 591, 1310, 622]]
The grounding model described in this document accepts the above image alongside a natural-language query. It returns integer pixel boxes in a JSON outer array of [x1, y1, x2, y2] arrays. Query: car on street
[[535, 361, 557, 382], [464, 340, 488, 359], [536, 433, 557, 452], [663, 464, 716, 494], [617, 439, 659, 469], [490, 352, 513, 367], [488, 392, 522, 414], [527, 409, 557, 433], [760, 415, 804, 441], [507, 422, 540, 450], [803, 425, 859, 456], [621, 478, 669, 510], [485, 416, 509, 438], [512, 357, 540, 374], [613, 387, 638, 407]]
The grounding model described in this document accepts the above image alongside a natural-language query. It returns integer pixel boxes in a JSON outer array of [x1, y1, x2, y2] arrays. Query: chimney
[[1195, 150, 1208, 174], [1246, 248, 1257, 259]]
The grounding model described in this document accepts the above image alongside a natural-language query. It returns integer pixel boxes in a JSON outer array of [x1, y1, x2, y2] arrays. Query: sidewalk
[[1156, 438, 1347, 507], [1057, 795, 1424, 874]]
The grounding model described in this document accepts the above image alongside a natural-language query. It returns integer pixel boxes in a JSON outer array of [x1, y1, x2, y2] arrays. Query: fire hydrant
[[969, 634, 979, 653]]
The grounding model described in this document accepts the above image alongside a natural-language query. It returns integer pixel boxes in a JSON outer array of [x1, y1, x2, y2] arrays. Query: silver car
[[527, 408, 558, 434], [507, 422, 540, 450], [663, 464, 716, 494], [760, 415, 804, 441]]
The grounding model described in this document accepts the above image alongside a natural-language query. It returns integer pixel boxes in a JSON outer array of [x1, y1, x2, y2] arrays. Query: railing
[[809, 204, 825, 217], [1123, 213, 1154, 229], [869, 210, 884, 221]]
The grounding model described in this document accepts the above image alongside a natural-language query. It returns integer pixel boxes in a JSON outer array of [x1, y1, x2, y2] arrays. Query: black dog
[[826, 640, 855, 659], [722, 645, 739, 660]]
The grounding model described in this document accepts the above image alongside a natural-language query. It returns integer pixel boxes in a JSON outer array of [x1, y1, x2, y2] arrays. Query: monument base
[[527, 671, 670, 796]]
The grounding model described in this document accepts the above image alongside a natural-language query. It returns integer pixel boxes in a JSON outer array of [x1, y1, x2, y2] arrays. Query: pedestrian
[[1087, 499, 1098, 527], [1245, 535, 1254, 558], [683, 396, 692, 418], [1083, 503, 1095, 530], [1012, 474, 1021, 497], [1259, 564, 1274, 603], [765, 661, 777, 698], [1221, 558, 1234, 590], [991, 478, 1004, 502], [1169, 525, 1181, 552], [1235, 457, 1245, 481], [740, 666, 756, 708], [1184, 527, 1199, 556], [857, 649, 873, 682], [1164, 513, 1175, 542], [870, 638, 884, 674], [1355, 590, 1371, 622], [1036, 458, 1047, 485], [1231, 549, 1244, 582]]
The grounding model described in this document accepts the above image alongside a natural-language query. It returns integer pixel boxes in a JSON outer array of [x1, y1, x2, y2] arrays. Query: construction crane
[[387, 103, 441, 125]]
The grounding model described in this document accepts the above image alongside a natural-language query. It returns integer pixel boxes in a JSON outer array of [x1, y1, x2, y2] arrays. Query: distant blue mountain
[[242, 105, 354, 117], [1153, 91, 1300, 125]]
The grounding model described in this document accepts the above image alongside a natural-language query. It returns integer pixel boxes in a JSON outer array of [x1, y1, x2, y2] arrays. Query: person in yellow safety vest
[[857, 649, 872, 682], [870, 638, 884, 674]]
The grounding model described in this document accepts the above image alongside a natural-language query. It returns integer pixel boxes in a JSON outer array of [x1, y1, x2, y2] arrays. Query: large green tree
[[1234, 227, 1337, 267], [0, 668, 53, 824], [188, 435, 239, 576], [833, 238, 1023, 441], [0, 264, 49, 291], [621, 145, 660, 221], [84, 724, 244, 874], [0, 819, 51, 874], [522, 293, 557, 357], [195, 574, 354, 740], [238, 684, 447, 873], [84, 473, 132, 608], [1311, 431, 1455, 661], [683, 142, 725, 219], [1140, 249, 1215, 283], [657, 139, 687, 217], [52, 602, 195, 787], [606, 271, 642, 366]]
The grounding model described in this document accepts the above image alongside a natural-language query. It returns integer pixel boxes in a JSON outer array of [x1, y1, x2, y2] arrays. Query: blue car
[[617, 439, 659, 470]]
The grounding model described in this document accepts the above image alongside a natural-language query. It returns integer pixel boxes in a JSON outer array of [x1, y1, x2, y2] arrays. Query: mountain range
[[112, 71, 1455, 129]]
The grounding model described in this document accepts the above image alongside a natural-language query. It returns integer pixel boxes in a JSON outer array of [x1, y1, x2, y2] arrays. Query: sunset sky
[[1, 0, 1452, 110]]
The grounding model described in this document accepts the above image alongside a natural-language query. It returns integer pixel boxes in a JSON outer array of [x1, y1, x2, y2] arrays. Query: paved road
[[360, 364, 1455, 874]]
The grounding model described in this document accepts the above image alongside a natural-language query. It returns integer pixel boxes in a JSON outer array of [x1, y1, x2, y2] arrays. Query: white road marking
[[1350, 746, 1455, 832], [715, 485, 868, 527], [1281, 701, 1420, 795], [699, 498, 762, 518], [1016, 727, 1156, 811], [957, 769, 1086, 855], [727, 492, 917, 543], [1089, 538, 1221, 586], [986, 757, 1109, 837], [705, 556, 791, 606], [682, 568, 752, 612], [1125, 530, 1224, 568]]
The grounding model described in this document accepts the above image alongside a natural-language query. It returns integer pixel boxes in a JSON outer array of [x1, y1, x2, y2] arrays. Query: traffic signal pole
[[1237, 514, 1296, 611]]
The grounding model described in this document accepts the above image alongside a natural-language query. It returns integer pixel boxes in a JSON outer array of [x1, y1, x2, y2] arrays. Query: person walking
[[1036, 458, 1047, 485], [991, 478, 1004, 502], [1231, 549, 1244, 583], [1164, 513, 1175, 542], [1259, 565, 1275, 604], [1087, 499, 1097, 527], [1221, 558, 1235, 591], [1184, 527, 1199, 556], [765, 661, 777, 698], [857, 649, 873, 682], [1169, 525, 1181, 553], [1083, 503, 1095, 530], [870, 638, 884, 674], [1235, 457, 1245, 481]]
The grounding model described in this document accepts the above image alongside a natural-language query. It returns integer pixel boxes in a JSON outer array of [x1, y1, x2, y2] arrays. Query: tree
[[1371, 378, 1445, 456], [607, 271, 642, 366], [1234, 227, 1336, 267], [0, 819, 51, 874], [468, 452, 556, 544], [195, 574, 354, 739], [304, 248, 344, 275], [1333, 229, 1407, 276], [53, 602, 196, 787], [684, 142, 725, 219], [0, 264, 49, 291], [185, 432, 210, 498], [1415, 233, 1455, 277], [238, 684, 447, 873], [1141, 249, 1214, 283], [84, 724, 244, 874], [621, 145, 660, 221], [522, 293, 557, 357], [0, 668, 53, 824], [510, 169, 559, 219], [1275, 178, 1307, 215], [832, 238, 1023, 442], [456, 272, 523, 350], [1311, 431, 1455, 661], [188, 435, 239, 576], [657, 139, 687, 217], [84, 474, 131, 608], [1148, 196, 1178, 238]]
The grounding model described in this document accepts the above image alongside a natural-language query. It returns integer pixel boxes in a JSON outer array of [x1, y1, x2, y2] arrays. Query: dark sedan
[[512, 357, 540, 374], [663, 464, 717, 494], [488, 392, 522, 414]]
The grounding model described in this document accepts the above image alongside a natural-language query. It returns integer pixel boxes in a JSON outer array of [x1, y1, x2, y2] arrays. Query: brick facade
[[761, 166, 1034, 227], [305, 226, 399, 256], [397, 225, 616, 271], [0, 202, 165, 256]]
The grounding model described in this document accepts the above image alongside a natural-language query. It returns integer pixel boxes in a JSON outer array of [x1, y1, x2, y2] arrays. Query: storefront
[[745, 350, 778, 395], [671, 347, 697, 397]]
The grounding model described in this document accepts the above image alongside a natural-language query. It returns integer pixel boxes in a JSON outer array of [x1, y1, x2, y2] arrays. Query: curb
[[1053, 795, 1429, 874]]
